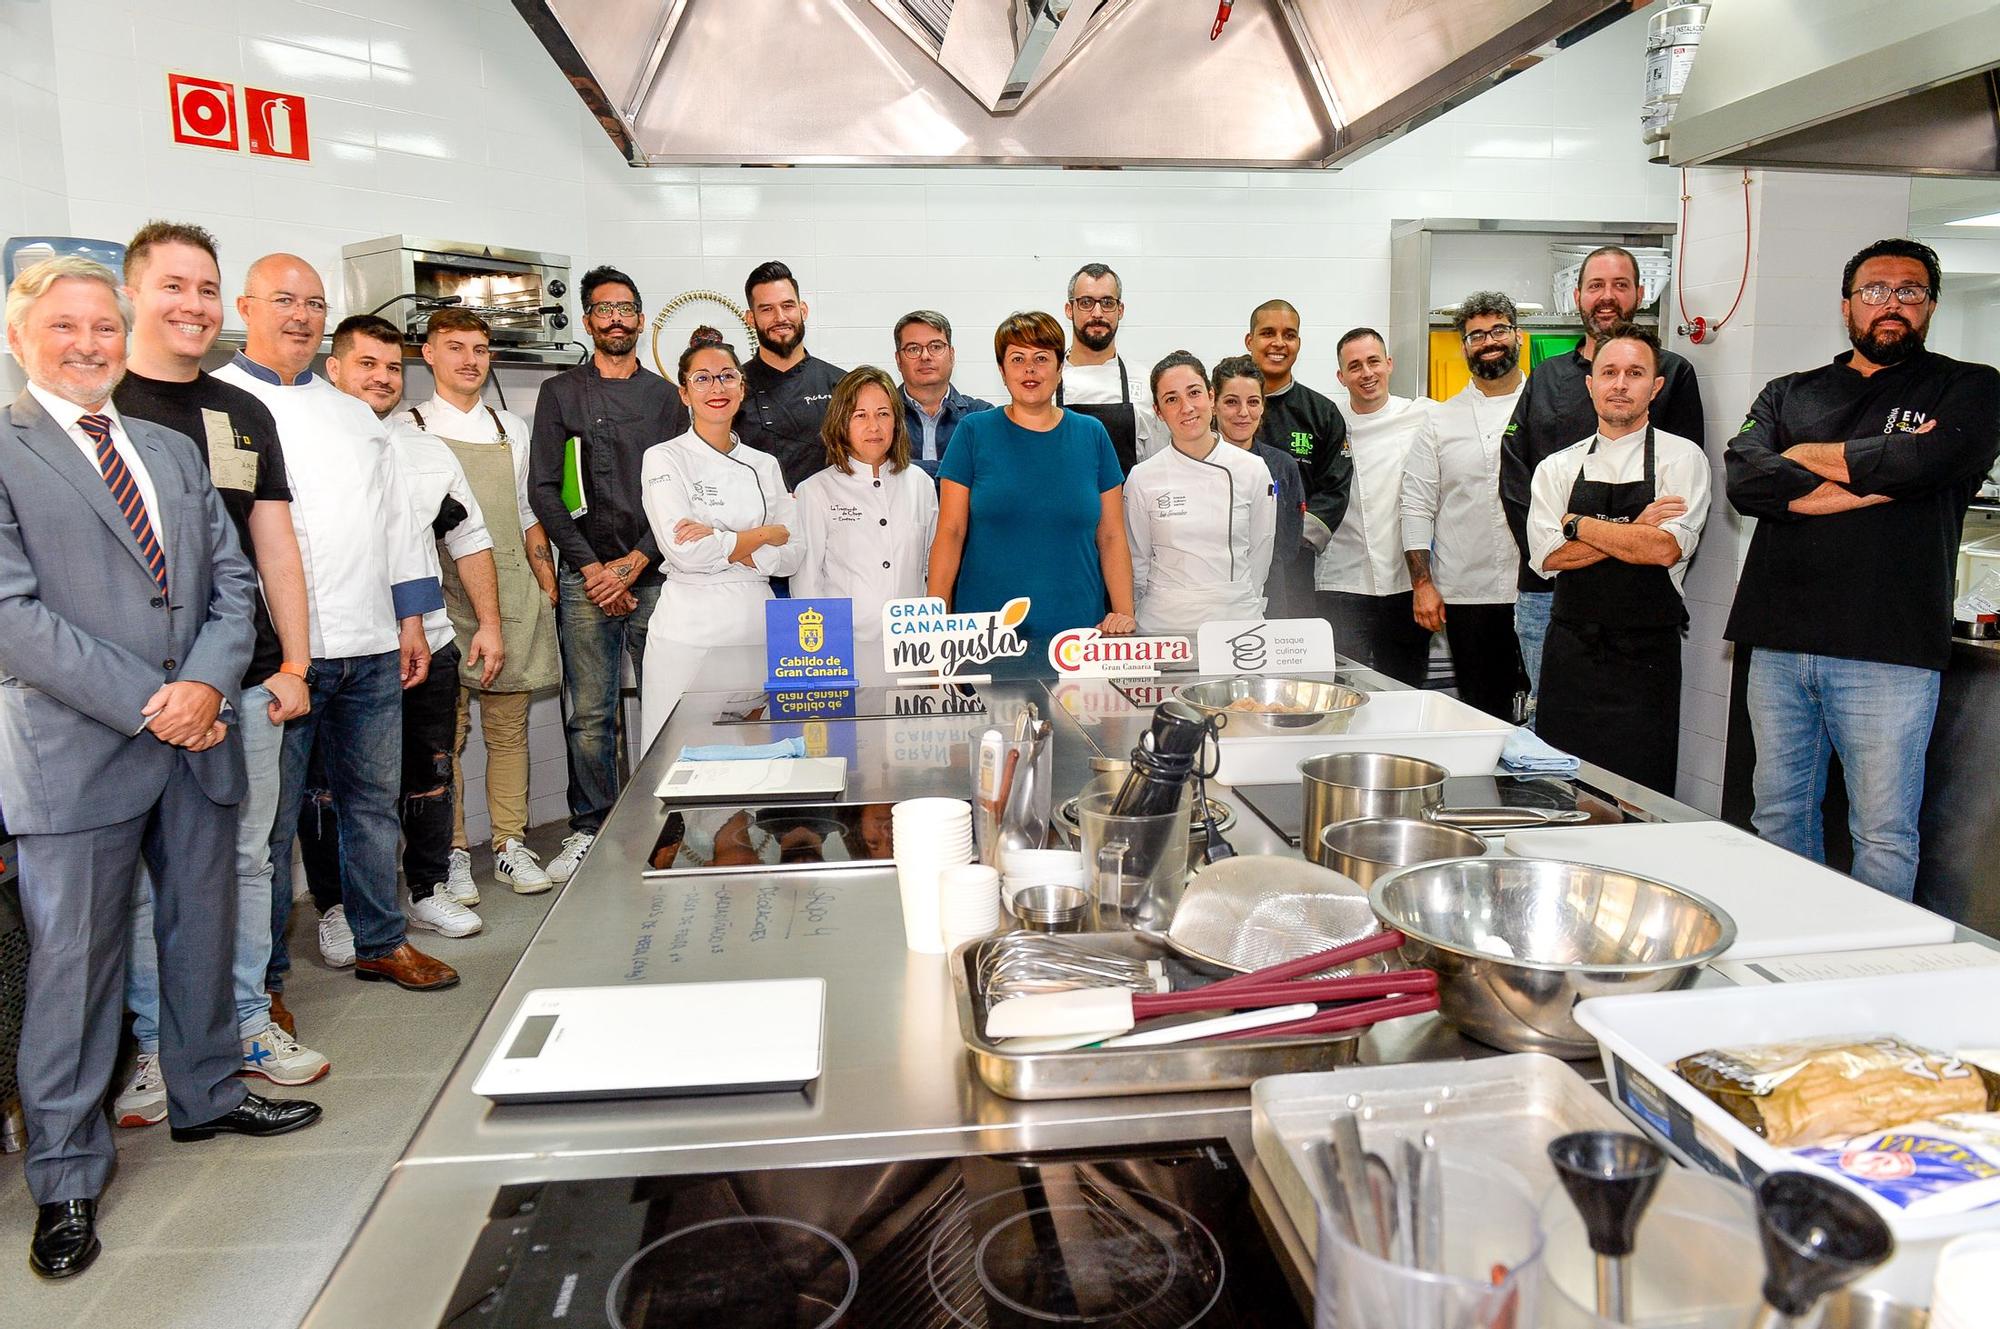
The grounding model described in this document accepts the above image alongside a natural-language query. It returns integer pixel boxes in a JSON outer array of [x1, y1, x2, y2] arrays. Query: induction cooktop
[[440, 1138, 1308, 1327]]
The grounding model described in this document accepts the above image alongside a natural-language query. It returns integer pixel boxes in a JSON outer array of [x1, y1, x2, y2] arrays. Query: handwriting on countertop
[[626, 877, 847, 981]]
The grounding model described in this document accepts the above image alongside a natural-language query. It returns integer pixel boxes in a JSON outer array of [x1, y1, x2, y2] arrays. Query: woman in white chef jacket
[[792, 365, 938, 639], [639, 328, 806, 747], [1122, 351, 1277, 634]]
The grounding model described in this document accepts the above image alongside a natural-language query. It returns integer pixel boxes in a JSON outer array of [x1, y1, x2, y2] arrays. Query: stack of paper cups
[[1932, 1231, 2000, 1329], [938, 863, 1002, 950], [892, 798, 974, 953]]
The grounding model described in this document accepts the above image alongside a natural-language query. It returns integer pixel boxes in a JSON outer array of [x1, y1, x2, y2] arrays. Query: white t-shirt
[[1526, 426, 1711, 595], [1320, 395, 1429, 596]]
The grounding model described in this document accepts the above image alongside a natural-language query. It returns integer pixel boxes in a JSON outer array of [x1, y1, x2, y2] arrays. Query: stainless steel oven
[[340, 235, 571, 348]]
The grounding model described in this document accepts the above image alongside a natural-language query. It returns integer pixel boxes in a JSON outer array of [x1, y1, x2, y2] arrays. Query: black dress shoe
[[30, 1199, 99, 1279], [169, 1091, 323, 1142]]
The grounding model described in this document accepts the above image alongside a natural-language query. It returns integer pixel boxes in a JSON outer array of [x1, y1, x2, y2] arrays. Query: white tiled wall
[[0, 0, 69, 286]]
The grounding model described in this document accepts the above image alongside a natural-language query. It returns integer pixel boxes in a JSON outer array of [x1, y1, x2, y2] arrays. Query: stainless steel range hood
[[514, 0, 1624, 169], [1667, 0, 2000, 177]]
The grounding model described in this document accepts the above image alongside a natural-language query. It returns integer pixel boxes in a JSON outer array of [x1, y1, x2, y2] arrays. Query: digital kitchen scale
[[471, 980, 826, 1104], [652, 755, 847, 802]]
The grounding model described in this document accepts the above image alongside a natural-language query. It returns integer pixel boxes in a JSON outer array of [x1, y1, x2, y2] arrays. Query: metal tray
[[1250, 1054, 1634, 1261], [951, 933, 1359, 1101]]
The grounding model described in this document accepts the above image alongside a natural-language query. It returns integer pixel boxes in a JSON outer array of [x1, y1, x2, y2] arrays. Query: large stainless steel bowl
[[1369, 857, 1736, 1058], [1172, 675, 1368, 736]]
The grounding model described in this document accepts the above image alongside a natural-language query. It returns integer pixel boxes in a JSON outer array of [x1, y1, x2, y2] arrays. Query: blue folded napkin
[[1500, 726, 1580, 776], [676, 737, 807, 762]]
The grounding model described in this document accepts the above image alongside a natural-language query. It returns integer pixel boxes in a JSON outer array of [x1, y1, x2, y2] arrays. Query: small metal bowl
[[1010, 883, 1090, 933], [1369, 856, 1736, 1059], [1316, 816, 1488, 884], [1172, 675, 1369, 736]]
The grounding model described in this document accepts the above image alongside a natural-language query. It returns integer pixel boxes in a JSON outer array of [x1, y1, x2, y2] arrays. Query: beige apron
[[412, 406, 561, 693]]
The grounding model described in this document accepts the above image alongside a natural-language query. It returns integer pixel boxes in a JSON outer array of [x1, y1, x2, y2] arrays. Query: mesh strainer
[[1164, 854, 1385, 976]]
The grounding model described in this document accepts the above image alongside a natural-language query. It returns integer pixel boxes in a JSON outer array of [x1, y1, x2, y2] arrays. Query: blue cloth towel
[[1500, 727, 1580, 776], [677, 737, 807, 762]]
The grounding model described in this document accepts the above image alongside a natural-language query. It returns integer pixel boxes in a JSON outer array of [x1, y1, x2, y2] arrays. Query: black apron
[[1056, 356, 1138, 476], [1535, 426, 1687, 794]]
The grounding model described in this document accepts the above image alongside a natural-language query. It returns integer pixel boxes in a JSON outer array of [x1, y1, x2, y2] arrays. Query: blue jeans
[[266, 652, 407, 987], [1514, 590, 1552, 725], [1746, 649, 1942, 901], [557, 569, 659, 833], [127, 683, 283, 1046]]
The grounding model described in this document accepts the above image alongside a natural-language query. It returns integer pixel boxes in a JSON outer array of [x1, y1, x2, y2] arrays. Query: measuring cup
[[1074, 784, 1191, 932]]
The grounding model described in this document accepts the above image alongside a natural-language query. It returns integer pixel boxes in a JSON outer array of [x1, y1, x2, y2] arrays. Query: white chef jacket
[[1123, 436, 1276, 634], [1526, 426, 1711, 595], [1061, 356, 1162, 464], [215, 355, 441, 658], [1400, 381, 1524, 606], [394, 396, 536, 532], [792, 459, 938, 640], [1319, 395, 1429, 596], [27, 384, 165, 553], [387, 422, 494, 652]]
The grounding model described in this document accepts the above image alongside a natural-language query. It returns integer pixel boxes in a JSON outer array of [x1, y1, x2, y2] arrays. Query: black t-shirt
[[1724, 349, 2000, 672], [740, 352, 847, 492], [1256, 379, 1352, 542], [114, 369, 291, 688], [1500, 347, 1705, 592]]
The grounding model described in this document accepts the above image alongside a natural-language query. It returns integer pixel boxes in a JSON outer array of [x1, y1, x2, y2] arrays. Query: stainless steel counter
[[300, 657, 1725, 1325]]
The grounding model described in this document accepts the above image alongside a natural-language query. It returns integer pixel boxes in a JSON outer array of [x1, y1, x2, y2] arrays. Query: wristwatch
[[1561, 515, 1582, 543]]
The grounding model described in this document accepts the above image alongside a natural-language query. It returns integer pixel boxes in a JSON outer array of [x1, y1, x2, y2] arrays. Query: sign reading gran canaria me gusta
[[881, 596, 1032, 677], [766, 598, 859, 692]]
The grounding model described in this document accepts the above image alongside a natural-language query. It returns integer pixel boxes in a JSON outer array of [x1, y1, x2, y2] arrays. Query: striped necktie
[[78, 412, 168, 593]]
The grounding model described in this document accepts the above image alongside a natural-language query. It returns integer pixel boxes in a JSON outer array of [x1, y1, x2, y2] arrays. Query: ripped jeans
[[296, 643, 461, 910]]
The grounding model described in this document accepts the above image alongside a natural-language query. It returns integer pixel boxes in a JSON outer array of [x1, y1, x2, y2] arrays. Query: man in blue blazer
[[0, 257, 321, 1279]]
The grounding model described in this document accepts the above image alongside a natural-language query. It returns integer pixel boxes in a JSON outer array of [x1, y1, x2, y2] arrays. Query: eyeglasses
[[245, 293, 328, 315], [1070, 296, 1121, 313], [899, 339, 950, 359], [1462, 325, 1516, 346], [587, 300, 641, 318], [687, 370, 741, 390], [1848, 283, 1932, 307]]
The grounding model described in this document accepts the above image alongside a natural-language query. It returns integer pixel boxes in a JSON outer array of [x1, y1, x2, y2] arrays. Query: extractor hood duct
[[514, 0, 1624, 169], [1667, 0, 2000, 177]]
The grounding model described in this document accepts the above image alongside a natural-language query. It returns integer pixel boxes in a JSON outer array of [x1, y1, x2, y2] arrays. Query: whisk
[[976, 932, 1172, 1004]]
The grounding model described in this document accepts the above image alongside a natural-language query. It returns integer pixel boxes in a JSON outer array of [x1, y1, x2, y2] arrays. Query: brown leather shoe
[[353, 942, 459, 991], [266, 989, 296, 1037]]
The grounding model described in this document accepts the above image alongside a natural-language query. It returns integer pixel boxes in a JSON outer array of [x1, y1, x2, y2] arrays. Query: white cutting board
[[1503, 821, 1956, 961]]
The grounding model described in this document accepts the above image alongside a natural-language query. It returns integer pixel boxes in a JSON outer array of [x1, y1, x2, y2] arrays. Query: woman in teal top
[[928, 311, 1137, 643]]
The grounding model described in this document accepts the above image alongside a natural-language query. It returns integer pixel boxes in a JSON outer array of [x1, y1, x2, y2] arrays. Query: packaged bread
[[1676, 1036, 2000, 1148]]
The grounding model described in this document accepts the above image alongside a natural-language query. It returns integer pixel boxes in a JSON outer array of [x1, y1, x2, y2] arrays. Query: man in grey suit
[[0, 257, 322, 1280]]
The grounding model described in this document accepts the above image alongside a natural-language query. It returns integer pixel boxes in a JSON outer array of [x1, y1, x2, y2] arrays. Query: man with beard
[[1247, 299, 1350, 603], [1527, 325, 1709, 792], [1499, 247, 1704, 714], [1726, 238, 2000, 900], [325, 314, 405, 417], [1058, 262, 1159, 475], [738, 260, 846, 491], [1401, 293, 1529, 721], [527, 265, 688, 884]]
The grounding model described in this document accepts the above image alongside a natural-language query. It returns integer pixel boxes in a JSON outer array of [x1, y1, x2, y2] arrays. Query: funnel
[[1750, 1171, 1894, 1327], [1547, 1130, 1668, 1322]]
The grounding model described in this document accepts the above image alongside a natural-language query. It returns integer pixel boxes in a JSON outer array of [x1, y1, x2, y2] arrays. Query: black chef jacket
[[527, 361, 688, 587], [1500, 347, 1705, 592], [1257, 379, 1352, 545], [740, 351, 847, 492], [1725, 348, 2000, 673]]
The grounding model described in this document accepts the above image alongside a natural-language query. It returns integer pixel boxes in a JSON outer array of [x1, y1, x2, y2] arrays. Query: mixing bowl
[[1172, 675, 1368, 736], [1369, 856, 1736, 1058]]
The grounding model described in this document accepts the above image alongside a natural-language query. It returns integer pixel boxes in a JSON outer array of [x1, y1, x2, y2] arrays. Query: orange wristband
[[278, 661, 308, 679]]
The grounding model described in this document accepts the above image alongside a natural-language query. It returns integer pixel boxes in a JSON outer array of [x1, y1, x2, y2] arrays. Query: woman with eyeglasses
[[1123, 351, 1275, 634], [638, 327, 803, 747], [792, 366, 938, 638], [928, 311, 1137, 645]]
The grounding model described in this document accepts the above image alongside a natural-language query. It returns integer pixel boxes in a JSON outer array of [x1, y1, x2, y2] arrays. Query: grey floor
[[0, 824, 566, 1329]]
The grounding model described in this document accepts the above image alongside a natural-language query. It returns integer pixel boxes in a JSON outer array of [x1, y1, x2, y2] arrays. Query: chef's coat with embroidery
[[1320, 395, 1429, 596], [1123, 438, 1276, 634], [792, 460, 938, 639], [1400, 381, 1524, 606], [1526, 426, 1710, 595]]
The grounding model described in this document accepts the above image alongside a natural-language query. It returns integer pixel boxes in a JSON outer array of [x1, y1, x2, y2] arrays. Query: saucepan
[[1316, 816, 1489, 888], [1300, 752, 1587, 863]]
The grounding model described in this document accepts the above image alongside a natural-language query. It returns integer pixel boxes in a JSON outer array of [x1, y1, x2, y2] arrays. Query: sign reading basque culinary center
[[1047, 627, 1193, 678], [881, 596, 1031, 677], [1195, 618, 1337, 676]]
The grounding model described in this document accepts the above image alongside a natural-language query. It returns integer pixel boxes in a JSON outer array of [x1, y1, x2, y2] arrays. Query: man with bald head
[[215, 253, 461, 995], [1248, 298, 1350, 623]]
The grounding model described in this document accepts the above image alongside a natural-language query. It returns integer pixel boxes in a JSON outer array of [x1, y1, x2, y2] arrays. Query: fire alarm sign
[[168, 73, 238, 151]]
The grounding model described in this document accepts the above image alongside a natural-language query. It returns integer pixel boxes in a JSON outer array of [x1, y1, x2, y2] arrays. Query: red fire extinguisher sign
[[244, 87, 311, 162]]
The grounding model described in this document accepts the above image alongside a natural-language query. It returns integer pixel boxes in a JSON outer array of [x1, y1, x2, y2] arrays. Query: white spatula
[[998, 1002, 1319, 1054], [984, 970, 1437, 1039]]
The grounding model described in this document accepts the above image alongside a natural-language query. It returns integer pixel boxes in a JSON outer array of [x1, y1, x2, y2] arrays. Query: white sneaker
[[241, 1022, 330, 1086], [495, 838, 552, 895], [317, 904, 355, 968], [115, 1051, 167, 1128], [406, 889, 483, 938], [546, 831, 595, 884], [443, 848, 480, 906]]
